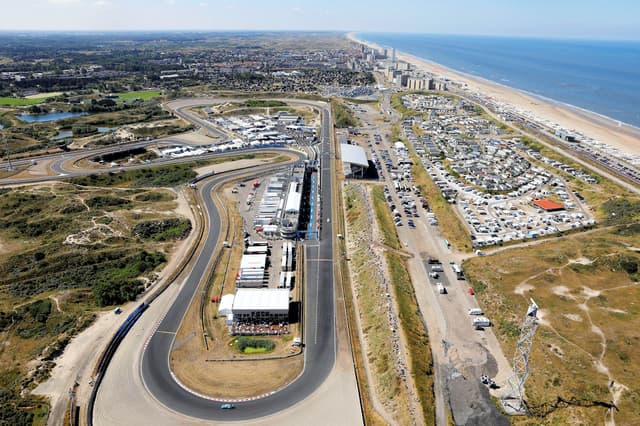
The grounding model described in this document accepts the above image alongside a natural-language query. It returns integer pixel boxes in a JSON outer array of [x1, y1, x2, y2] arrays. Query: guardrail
[[86, 302, 147, 426]]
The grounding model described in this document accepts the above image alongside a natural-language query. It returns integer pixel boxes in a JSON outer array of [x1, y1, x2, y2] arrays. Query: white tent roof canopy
[[232, 288, 290, 312], [340, 143, 369, 168], [218, 294, 235, 316]]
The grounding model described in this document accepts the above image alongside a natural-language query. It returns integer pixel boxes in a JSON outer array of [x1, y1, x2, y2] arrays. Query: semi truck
[[452, 263, 465, 280]]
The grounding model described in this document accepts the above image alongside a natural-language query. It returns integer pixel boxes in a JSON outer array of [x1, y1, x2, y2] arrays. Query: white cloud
[[165, 0, 175, 5], [93, 0, 111, 6], [48, 0, 82, 4], [199, 2, 208, 6]]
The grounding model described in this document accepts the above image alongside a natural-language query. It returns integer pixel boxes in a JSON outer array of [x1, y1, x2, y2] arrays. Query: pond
[[52, 127, 113, 140], [17, 111, 89, 123], [52, 130, 73, 140]]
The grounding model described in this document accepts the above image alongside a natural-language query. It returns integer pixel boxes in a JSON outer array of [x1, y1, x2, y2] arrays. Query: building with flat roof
[[231, 288, 290, 323], [341, 143, 369, 178], [239, 253, 267, 270]]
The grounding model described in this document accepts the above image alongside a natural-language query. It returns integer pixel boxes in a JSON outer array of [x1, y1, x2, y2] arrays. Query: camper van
[[468, 308, 484, 315], [472, 317, 491, 327]]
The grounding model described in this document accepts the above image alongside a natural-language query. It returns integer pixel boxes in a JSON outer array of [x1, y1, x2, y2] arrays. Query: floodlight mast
[[502, 298, 539, 414], [3, 135, 13, 171]]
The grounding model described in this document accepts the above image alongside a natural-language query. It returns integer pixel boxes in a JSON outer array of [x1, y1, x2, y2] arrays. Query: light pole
[[2, 135, 13, 171]]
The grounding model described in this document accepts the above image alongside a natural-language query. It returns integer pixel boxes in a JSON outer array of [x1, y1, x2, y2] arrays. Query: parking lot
[[343, 97, 519, 423], [398, 94, 595, 247]]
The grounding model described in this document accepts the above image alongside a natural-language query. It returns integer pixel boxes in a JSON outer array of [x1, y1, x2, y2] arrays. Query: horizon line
[[0, 29, 638, 42]]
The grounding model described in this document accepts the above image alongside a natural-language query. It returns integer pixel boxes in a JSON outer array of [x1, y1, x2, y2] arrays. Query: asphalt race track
[[137, 101, 336, 421], [0, 97, 340, 422]]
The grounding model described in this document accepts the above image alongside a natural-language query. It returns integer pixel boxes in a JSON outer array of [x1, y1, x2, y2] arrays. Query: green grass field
[[116, 90, 162, 102], [243, 347, 269, 354], [25, 92, 63, 100], [0, 97, 46, 106]]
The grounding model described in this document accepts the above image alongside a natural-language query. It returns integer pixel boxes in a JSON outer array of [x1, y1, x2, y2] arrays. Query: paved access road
[[0, 146, 295, 187]]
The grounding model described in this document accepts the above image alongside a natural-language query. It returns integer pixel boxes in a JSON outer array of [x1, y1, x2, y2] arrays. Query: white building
[[231, 288, 290, 323], [341, 143, 369, 178]]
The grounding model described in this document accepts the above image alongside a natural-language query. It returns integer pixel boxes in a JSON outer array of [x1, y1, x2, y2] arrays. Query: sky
[[2, 0, 640, 40]]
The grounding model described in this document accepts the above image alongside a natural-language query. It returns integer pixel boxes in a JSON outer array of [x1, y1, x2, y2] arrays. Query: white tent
[[218, 294, 235, 317]]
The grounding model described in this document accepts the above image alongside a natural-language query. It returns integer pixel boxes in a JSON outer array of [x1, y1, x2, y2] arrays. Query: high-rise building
[[397, 61, 410, 71], [391, 47, 396, 63]]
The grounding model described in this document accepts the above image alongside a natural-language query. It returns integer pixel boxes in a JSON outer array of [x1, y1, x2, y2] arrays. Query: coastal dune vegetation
[[0, 160, 203, 422]]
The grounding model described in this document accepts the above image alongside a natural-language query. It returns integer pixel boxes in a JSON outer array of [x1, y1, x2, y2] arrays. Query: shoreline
[[346, 32, 640, 157]]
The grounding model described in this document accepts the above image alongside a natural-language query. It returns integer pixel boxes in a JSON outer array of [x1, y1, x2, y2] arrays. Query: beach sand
[[347, 33, 640, 156]]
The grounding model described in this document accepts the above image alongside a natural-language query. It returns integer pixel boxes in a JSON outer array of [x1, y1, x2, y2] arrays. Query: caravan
[[472, 317, 491, 327]]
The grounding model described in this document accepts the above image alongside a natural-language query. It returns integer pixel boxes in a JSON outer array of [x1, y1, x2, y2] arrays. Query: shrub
[[236, 336, 275, 352], [331, 100, 359, 128], [613, 223, 640, 236], [9, 216, 70, 238], [602, 198, 640, 224], [134, 191, 174, 202], [28, 300, 52, 324], [69, 163, 197, 188], [1, 249, 165, 299], [85, 196, 131, 209], [132, 218, 192, 241], [244, 99, 286, 108], [92, 279, 144, 306], [617, 255, 639, 275]]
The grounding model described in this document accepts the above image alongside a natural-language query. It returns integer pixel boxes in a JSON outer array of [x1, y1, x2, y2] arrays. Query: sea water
[[358, 33, 640, 128]]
